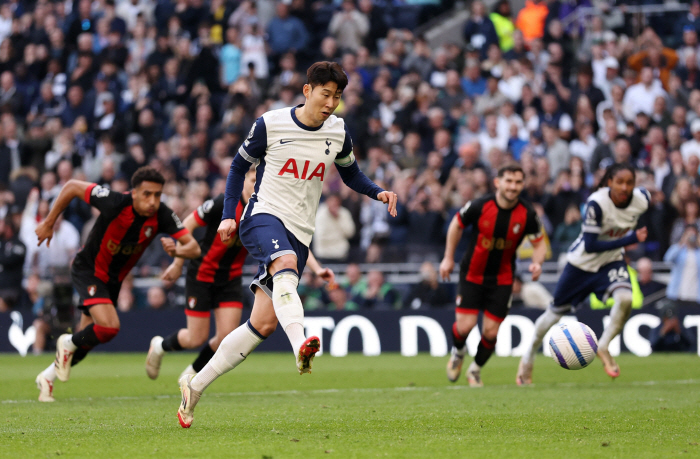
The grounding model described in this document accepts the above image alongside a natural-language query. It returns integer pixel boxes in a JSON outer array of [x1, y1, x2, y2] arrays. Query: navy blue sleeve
[[334, 125, 355, 166], [223, 118, 267, 220], [335, 161, 385, 200], [581, 201, 603, 234], [583, 231, 639, 253]]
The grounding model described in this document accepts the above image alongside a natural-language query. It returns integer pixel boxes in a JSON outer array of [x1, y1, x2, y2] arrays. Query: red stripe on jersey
[[197, 201, 246, 282], [228, 243, 248, 280], [456, 212, 465, 229], [192, 209, 206, 227], [83, 297, 112, 306], [118, 213, 159, 282], [84, 183, 97, 203], [456, 307, 479, 315], [185, 309, 211, 318], [530, 233, 544, 243], [94, 206, 136, 283], [466, 200, 498, 284], [171, 228, 189, 240], [496, 203, 528, 285], [219, 301, 243, 309]]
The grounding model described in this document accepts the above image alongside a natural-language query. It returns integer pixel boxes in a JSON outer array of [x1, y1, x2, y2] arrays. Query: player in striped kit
[[145, 171, 334, 381], [34, 167, 201, 402], [517, 163, 649, 384], [176, 61, 397, 428]]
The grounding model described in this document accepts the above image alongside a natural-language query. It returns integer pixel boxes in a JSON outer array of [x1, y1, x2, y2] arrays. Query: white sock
[[523, 307, 563, 364], [468, 361, 481, 371], [153, 336, 164, 354], [41, 362, 57, 382], [453, 345, 467, 357], [190, 322, 263, 392], [271, 271, 306, 351], [64, 334, 77, 352], [598, 289, 633, 350]]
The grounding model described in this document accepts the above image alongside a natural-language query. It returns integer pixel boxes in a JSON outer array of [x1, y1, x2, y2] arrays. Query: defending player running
[[145, 171, 334, 380], [516, 163, 649, 384], [176, 61, 397, 428], [440, 164, 546, 387], [34, 167, 200, 402]]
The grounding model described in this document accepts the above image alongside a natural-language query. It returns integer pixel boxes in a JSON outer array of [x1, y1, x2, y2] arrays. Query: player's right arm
[[439, 200, 479, 281], [219, 117, 266, 242], [162, 212, 202, 282], [35, 179, 92, 247]]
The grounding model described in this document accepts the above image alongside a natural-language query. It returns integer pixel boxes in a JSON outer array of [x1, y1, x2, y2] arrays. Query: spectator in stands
[[489, 0, 515, 53], [329, 0, 369, 53], [266, 2, 309, 61], [463, 0, 498, 60], [636, 257, 666, 299], [516, 0, 548, 44], [650, 302, 694, 352], [0, 217, 26, 312], [404, 262, 452, 309], [314, 194, 356, 263], [353, 270, 402, 310], [326, 282, 359, 311], [622, 67, 668, 121], [664, 224, 700, 307], [552, 203, 581, 256]]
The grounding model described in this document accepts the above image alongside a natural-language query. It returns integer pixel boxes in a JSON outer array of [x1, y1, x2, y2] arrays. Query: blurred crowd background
[[1, 0, 700, 344]]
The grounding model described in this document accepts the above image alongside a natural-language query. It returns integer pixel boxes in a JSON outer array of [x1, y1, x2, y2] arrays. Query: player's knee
[[251, 317, 277, 337], [613, 289, 633, 307], [93, 324, 120, 343], [270, 255, 297, 275], [481, 327, 499, 342]]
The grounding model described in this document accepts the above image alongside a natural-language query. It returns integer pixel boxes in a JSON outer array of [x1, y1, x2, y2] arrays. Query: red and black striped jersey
[[187, 194, 248, 285], [73, 184, 189, 283], [457, 193, 543, 286]]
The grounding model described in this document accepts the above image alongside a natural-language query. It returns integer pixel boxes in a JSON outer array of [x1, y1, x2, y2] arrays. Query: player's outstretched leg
[[517, 307, 563, 385], [35, 363, 56, 402], [596, 289, 632, 378], [176, 320, 264, 427], [447, 323, 468, 382]]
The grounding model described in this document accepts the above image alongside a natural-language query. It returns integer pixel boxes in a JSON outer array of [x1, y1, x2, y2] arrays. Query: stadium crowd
[[2, 0, 700, 319]]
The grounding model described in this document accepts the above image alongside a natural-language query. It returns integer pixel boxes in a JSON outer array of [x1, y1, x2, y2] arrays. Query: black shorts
[[72, 268, 121, 314], [456, 276, 513, 323], [185, 276, 243, 318]]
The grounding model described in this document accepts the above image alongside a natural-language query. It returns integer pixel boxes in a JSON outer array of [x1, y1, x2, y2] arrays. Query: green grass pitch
[[1, 353, 699, 458]]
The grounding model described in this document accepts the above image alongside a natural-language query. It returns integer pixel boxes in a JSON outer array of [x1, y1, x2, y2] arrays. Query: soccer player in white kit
[[176, 61, 398, 428], [516, 163, 649, 385]]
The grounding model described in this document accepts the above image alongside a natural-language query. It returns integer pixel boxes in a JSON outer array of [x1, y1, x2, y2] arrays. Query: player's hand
[[161, 262, 183, 282], [218, 218, 237, 242], [161, 237, 177, 257], [316, 267, 335, 285], [35, 219, 55, 248], [439, 257, 454, 281], [528, 262, 542, 282], [377, 191, 398, 217], [635, 227, 648, 243]]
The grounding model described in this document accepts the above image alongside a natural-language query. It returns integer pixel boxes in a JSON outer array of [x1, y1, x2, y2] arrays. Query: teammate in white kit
[[516, 163, 649, 384], [176, 61, 398, 428]]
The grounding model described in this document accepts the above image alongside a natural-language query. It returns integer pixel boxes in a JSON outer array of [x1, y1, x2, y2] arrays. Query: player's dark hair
[[497, 163, 525, 178], [131, 166, 165, 188], [595, 162, 636, 191], [307, 61, 348, 91]]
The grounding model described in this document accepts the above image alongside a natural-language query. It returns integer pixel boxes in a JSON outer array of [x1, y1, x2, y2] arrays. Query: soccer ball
[[548, 322, 598, 370]]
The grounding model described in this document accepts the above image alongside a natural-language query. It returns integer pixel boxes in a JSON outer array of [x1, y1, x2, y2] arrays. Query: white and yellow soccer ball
[[548, 322, 598, 370]]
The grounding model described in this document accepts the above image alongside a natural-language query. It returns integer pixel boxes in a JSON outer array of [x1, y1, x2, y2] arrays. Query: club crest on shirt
[[325, 139, 331, 155], [87, 285, 96, 297], [188, 297, 197, 308], [92, 185, 110, 198], [513, 223, 521, 234], [144, 226, 154, 238]]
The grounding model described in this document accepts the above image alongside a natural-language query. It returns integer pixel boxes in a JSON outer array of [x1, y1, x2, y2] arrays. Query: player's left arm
[[159, 206, 201, 260], [161, 212, 203, 281], [306, 250, 335, 284], [335, 127, 397, 217]]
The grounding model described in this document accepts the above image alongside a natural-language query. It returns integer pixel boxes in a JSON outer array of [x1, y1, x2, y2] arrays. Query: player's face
[[495, 171, 524, 204], [131, 181, 163, 217], [608, 170, 635, 206], [304, 82, 342, 125]]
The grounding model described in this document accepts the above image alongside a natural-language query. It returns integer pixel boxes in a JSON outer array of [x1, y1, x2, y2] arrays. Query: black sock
[[474, 337, 497, 367], [71, 324, 101, 349], [71, 346, 91, 367], [191, 344, 216, 372], [162, 332, 183, 352], [452, 323, 467, 349]]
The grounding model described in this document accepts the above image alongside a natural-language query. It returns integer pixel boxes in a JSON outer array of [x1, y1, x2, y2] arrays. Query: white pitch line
[[3, 379, 699, 405]]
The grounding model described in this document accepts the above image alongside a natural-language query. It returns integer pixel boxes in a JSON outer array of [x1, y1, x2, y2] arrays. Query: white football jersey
[[567, 187, 650, 272], [237, 105, 355, 246]]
